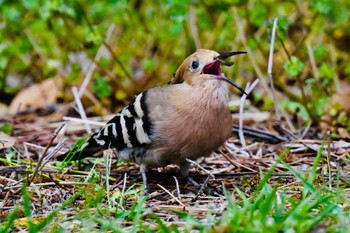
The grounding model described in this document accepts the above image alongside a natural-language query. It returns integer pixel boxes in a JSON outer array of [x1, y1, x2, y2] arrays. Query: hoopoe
[[64, 49, 246, 191]]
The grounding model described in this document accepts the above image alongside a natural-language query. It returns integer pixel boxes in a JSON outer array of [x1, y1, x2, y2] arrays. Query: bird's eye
[[191, 61, 199, 70]]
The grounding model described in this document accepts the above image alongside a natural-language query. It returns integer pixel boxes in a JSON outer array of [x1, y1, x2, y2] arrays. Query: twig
[[232, 7, 269, 93], [40, 139, 67, 170], [185, 158, 214, 179], [104, 151, 111, 207], [226, 141, 259, 157], [25, 28, 44, 58], [72, 86, 91, 134], [102, 41, 134, 82], [78, 24, 116, 97], [299, 121, 312, 140], [85, 159, 98, 183], [84, 90, 108, 115], [238, 79, 259, 146], [157, 184, 187, 211], [306, 41, 320, 82], [232, 126, 286, 144], [27, 123, 66, 186], [276, 190, 282, 205], [0, 175, 17, 184], [23, 141, 30, 160], [193, 175, 211, 201], [267, 18, 281, 122], [220, 147, 257, 173], [24, 141, 64, 156], [63, 116, 106, 127], [330, 43, 340, 92], [120, 173, 128, 208], [10, 181, 91, 190], [186, 158, 215, 200], [173, 176, 181, 200], [327, 130, 332, 190], [266, 18, 297, 136], [189, 0, 202, 49]]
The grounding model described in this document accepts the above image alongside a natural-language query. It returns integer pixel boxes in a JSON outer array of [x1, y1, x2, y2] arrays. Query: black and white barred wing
[[72, 91, 153, 158]]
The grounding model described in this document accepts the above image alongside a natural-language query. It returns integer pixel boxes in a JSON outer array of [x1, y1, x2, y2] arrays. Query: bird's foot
[[141, 168, 151, 195]]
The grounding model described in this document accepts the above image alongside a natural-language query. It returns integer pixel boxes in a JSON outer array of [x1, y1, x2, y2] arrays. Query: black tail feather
[[57, 135, 106, 161]]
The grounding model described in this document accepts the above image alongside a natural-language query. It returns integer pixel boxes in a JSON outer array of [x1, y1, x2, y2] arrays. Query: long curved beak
[[214, 51, 247, 95], [215, 76, 247, 95], [214, 51, 247, 66]]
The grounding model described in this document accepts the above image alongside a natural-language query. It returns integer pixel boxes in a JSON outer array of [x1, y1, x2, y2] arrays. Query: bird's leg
[[181, 160, 214, 197], [140, 164, 150, 194], [179, 161, 200, 189]]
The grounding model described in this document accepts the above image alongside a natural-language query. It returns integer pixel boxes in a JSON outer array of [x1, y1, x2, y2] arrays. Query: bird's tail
[[58, 133, 107, 161]]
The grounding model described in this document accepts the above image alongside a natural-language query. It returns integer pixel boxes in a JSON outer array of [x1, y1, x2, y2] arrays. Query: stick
[[27, 123, 66, 186], [238, 79, 259, 147], [267, 18, 281, 122], [72, 86, 91, 134], [63, 116, 106, 127], [185, 158, 215, 179], [78, 24, 116, 97], [232, 7, 269, 93], [173, 176, 181, 200], [157, 184, 187, 210]]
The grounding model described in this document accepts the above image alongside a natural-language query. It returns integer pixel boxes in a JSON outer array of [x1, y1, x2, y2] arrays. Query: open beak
[[215, 76, 247, 95], [201, 51, 247, 95], [215, 51, 247, 66]]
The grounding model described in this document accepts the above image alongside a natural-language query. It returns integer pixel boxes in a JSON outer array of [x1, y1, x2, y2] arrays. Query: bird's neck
[[190, 81, 230, 108]]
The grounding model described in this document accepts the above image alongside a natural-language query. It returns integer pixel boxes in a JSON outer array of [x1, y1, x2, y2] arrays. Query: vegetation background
[[1, 0, 350, 131], [1, 0, 350, 232]]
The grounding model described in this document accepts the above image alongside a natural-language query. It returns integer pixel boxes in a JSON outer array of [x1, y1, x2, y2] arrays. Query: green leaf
[[0, 56, 8, 70], [312, 0, 333, 15], [1, 122, 13, 135], [313, 44, 328, 63], [3, 5, 22, 22], [21, 0, 39, 10], [142, 58, 156, 72], [92, 77, 111, 99], [319, 63, 335, 81], [284, 56, 304, 77], [278, 16, 290, 38], [281, 99, 310, 121], [249, 2, 267, 27]]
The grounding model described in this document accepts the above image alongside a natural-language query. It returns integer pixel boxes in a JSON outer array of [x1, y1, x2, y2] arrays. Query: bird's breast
[[149, 83, 232, 164]]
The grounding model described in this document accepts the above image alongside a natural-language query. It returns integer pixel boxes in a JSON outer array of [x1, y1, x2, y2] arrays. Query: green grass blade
[[0, 207, 22, 233], [21, 183, 37, 233], [35, 190, 83, 231], [277, 155, 316, 193]]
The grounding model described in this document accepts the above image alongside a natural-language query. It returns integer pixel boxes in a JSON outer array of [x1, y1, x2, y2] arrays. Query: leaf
[[278, 16, 290, 39], [9, 77, 63, 114], [92, 77, 111, 99], [21, 0, 39, 10], [0, 56, 8, 69], [281, 99, 310, 121], [284, 56, 304, 77], [142, 58, 156, 72], [319, 63, 335, 81], [249, 2, 267, 27], [0, 132, 16, 149]]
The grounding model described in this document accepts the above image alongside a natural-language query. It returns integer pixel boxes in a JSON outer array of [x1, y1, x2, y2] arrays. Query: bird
[[63, 49, 246, 191]]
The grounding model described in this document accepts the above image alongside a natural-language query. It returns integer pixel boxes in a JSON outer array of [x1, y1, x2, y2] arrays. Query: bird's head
[[171, 49, 246, 95]]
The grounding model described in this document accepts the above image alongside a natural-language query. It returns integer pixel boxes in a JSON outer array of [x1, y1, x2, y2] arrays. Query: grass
[[1, 146, 350, 233], [1, 2, 350, 231]]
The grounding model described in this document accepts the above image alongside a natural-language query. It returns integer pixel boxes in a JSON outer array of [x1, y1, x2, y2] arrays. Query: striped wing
[[77, 91, 153, 157]]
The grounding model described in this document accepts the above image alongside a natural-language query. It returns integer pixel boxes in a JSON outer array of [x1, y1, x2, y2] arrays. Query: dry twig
[[27, 123, 66, 186]]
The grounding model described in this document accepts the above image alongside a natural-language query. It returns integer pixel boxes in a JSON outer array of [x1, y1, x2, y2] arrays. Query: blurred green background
[[1, 0, 350, 134]]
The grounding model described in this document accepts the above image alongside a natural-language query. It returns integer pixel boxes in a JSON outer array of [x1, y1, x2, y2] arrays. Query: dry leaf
[[9, 77, 63, 114], [0, 132, 16, 149]]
